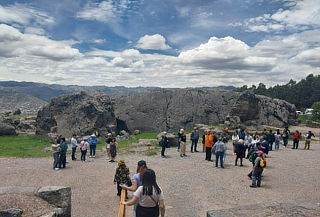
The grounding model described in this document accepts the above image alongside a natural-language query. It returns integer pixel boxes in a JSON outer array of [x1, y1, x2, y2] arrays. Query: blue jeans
[[215, 151, 224, 168], [90, 145, 96, 156], [275, 139, 280, 150]]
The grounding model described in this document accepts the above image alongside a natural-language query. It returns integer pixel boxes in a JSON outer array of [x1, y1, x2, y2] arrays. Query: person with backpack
[[250, 150, 266, 188], [160, 132, 169, 158]]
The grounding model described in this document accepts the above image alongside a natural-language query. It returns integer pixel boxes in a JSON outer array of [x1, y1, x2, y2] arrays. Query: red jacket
[[293, 133, 301, 140]]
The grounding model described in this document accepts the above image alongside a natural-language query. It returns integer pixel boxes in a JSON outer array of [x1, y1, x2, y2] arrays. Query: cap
[[256, 150, 264, 154], [91, 134, 96, 137], [137, 160, 147, 167]]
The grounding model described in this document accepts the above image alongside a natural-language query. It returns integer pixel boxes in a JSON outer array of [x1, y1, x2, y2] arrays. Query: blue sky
[[0, 0, 319, 87]]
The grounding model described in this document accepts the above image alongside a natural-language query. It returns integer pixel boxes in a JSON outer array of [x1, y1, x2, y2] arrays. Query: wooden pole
[[117, 189, 126, 217]]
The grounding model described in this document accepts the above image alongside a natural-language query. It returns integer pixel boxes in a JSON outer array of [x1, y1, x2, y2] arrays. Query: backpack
[[260, 158, 267, 168], [248, 152, 257, 162]]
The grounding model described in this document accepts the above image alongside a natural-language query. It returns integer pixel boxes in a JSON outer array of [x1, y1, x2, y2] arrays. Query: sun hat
[[91, 133, 96, 137], [118, 159, 125, 165]]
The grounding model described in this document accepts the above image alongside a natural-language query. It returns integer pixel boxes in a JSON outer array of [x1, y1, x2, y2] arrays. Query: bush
[[311, 101, 320, 121]]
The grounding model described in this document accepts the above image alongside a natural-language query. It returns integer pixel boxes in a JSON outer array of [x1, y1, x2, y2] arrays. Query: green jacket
[[60, 141, 68, 154]]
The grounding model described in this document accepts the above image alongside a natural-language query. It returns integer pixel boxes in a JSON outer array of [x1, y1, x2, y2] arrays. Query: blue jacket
[[87, 137, 98, 146]]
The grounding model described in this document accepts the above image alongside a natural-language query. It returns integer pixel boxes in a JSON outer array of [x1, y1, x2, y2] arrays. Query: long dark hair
[[142, 169, 161, 196]]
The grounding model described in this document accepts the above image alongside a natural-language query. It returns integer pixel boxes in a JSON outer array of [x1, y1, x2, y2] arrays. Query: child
[[109, 138, 117, 163], [79, 139, 89, 161], [114, 160, 130, 198]]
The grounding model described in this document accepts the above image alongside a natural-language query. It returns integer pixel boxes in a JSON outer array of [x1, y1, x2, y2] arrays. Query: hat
[[91, 134, 96, 137], [118, 159, 125, 165], [256, 150, 264, 154], [107, 133, 112, 136], [238, 139, 244, 144], [137, 160, 147, 167], [180, 129, 184, 133]]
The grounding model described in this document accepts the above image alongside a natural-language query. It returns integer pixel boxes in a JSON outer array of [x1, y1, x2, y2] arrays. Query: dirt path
[[1, 139, 320, 217]]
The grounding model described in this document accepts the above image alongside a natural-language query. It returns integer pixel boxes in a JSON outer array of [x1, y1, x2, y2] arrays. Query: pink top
[[80, 141, 89, 150]]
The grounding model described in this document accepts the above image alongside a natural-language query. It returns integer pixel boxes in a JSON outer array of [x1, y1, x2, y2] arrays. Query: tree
[[311, 101, 320, 121]]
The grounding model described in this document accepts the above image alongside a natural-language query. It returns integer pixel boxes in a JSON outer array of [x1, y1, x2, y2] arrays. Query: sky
[[0, 0, 319, 88]]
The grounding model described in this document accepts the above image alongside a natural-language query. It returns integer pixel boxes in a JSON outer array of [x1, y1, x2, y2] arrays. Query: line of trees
[[235, 74, 320, 111]]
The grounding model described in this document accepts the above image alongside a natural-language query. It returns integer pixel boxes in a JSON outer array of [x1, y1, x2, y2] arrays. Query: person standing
[[282, 127, 290, 147], [51, 141, 60, 170], [190, 127, 199, 152], [114, 160, 131, 198], [274, 129, 281, 150], [267, 130, 275, 151], [213, 137, 227, 168], [304, 131, 315, 150], [71, 134, 78, 161], [105, 133, 113, 160], [250, 151, 265, 188], [231, 131, 239, 155], [177, 130, 182, 152], [205, 131, 214, 161], [235, 139, 246, 167], [292, 130, 301, 149], [121, 160, 148, 217], [109, 138, 117, 162], [123, 169, 165, 217], [88, 133, 98, 158], [79, 138, 89, 161], [178, 129, 187, 157], [202, 131, 207, 152], [58, 137, 68, 169], [160, 132, 169, 158]]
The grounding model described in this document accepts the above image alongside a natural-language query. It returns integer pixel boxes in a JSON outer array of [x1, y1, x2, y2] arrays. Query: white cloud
[[0, 24, 81, 60], [135, 34, 171, 50], [92, 39, 106, 44], [76, 1, 115, 22], [0, 3, 54, 26], [244, 0, 320, 32]]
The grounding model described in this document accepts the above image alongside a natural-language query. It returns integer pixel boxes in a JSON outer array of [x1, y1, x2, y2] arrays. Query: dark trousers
[[90, 145, 96, 156], [177, 141, 180, 150], [191, 140, 198, 152], [235, 154, 243, 166], [205, 147, 212, 160], [283, 137, 288, 147], [215, 151, 224, 168], [71, 147, 77, 160], [269, 142, 273, 151], [161, 146, 166, 157], [116, 182, 128, 198], [81, 149, 87, 161], [252, 167, 263, 186], [53, 152, 60, 169], [293, 139, 299, 149], [136, 204, 159, 217], [59, 153, 66, 168]]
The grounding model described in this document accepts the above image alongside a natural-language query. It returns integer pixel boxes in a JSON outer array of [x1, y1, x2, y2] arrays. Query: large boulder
[[0, 123, 16, 136], [36, 91, 118, 137], [114, 89, 297, 132]]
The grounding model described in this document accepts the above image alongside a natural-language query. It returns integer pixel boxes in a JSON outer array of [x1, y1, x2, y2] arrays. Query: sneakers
[[109, 160, 115, 162], [54, 168, 59, 170], [250, 185, 256, 188]]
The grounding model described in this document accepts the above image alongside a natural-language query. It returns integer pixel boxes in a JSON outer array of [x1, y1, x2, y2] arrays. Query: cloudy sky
[[0, 0, 319, 87]]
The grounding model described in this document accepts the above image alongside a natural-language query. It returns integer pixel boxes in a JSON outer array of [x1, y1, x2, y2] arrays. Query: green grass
[[298, 114, 315, 124], [0, 134, 51, 158], [117, 132, 158, 148]]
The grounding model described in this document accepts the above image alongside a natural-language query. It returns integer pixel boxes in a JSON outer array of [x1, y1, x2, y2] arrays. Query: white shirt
[[134, 186, 164, 207], [71, 137, 77, 148]]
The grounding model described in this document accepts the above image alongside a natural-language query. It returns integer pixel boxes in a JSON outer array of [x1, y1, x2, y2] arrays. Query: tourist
[[235, 139, 246, 166], [282, 127, 290, 147], [105, 133, 113, 160], [213, 137, 226, 168], [190, 127, 199, 152], [122, 169, 165, 217], [58, 137, 68, 169], [71, 134, 78, 161], [51, 140, 60, 170], [109, 138, 117, 162], [250, 150, 265, 188], [121, 160, 148, 217], [79, 138, 89, 161], [114, 160, 131, 198], [292, 130, 301, 149], [160, 132, 169, 158], [179, 129, 187, 157], [88, 133, 98, 158], [239, 129, 246, 140], [55, 135, 62, 145], [205, 131, 214, 161], [304, 131, 315, 150], [266, 130, 275, 151], [202, 131, 207, 152], [274, 129, 281, 150], [261, 136, 269, 155], [231, 131, 239, 155], [245, 133, 253, 158], [177, 129, 182, 152]]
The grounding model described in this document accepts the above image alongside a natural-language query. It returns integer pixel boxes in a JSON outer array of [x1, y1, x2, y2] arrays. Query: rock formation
[[0, 123, 16, 136], [114, 89, 297, 132], [36, 91, 118, 137]]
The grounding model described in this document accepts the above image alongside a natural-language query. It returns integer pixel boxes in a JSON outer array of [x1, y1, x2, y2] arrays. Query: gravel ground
[[1, 139, 320, 217]]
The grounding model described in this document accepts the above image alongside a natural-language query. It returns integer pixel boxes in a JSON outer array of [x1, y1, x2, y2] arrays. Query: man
[[213, 137, 227, 168], [58, 137, 68, 169], [190, 127, 199, 152], [71, 134, 78, 160], [87, 133, 98, 158], [304, 131, 315, 150], [267, 130, 275, 151], [105, 133, 113, 160], [250, 151, 265, 188], [160, 132, 169, 158], [205, 131, 214, 161], [282, 127, 290, 147], [179, 129, 187, 157], [121, 160, 148, 217]]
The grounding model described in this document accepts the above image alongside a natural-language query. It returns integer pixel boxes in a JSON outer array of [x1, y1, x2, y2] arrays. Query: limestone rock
[[157, 132, 178, 147], [0, 208, 23, 217], [36, 91, 117, 137], [0, 123, 16, 136]]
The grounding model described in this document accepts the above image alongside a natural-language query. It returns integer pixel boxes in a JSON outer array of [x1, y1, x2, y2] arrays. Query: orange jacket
[[205, 135, 214, 148]]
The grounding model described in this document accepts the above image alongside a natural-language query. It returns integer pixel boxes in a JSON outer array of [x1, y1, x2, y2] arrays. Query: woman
[[79, 138, 89, 161], [109, 138, 117, 162], [292, 130, 301, 149], [274, 129, 281, 150], [114, 160, 131, 198], [231, 131, 239, 155], [123, 169, 165, 217], [235, 139, 246, 166]]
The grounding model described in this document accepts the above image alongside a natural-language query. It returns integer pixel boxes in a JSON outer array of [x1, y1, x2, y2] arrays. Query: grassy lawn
[[298, 114, 314, 124], [117, 132, 158, 148], [0, 134, 51, 158]]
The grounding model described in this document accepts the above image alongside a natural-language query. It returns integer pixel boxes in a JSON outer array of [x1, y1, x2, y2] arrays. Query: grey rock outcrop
[[0, 123, 16, 136], [0, 208, 23, 217], [36, 91, 117, 137], [114, 89, 297, 132]]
